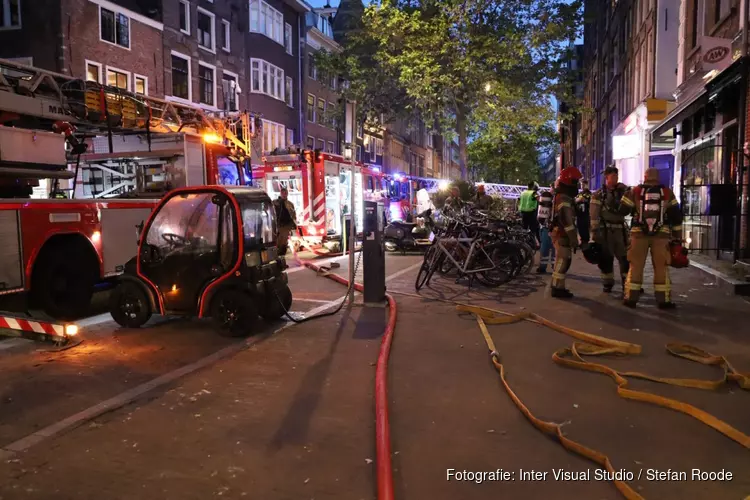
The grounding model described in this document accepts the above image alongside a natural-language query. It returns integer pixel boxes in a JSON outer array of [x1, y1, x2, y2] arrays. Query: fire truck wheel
[[109, 282, 152, 328], [32, 241, 97, 320], [261, 285, 293, 320], [210, 289, 258, 337]]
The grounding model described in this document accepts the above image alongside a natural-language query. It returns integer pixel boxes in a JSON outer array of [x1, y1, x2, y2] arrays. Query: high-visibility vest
[[519, 190, 537, 212]]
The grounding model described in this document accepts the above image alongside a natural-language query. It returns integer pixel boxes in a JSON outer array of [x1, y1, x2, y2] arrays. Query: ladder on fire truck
[[396, 175, 549, 200], [0, 57, 261, 197]]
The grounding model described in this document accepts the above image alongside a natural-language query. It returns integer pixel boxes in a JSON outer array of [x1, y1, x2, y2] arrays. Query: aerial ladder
[[0, 57, 261, 198]]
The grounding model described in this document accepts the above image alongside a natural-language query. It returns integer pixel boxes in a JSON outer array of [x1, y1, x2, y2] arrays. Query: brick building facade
[[162, 0, 247, 111], [0, 0, 164, 97], [304, 8, 341, 154]]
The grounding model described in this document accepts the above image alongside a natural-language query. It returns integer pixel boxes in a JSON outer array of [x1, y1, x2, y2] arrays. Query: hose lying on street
[[270, 251, 363, 325], [459, 304, 749, 500], [388, 289, 749, 499], [278, 251, 397, 500]]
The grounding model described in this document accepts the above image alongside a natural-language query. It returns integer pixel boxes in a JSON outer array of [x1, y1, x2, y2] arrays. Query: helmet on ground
[[557, 167, 583, 187], [477, 184, 485, 193], [670, 242, 689, 268], [582, 241, 603, 265]]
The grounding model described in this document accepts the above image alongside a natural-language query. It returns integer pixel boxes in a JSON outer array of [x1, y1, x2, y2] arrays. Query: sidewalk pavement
[[0, 257, 747, 500]]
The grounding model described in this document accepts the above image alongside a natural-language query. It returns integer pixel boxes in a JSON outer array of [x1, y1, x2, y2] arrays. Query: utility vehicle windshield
[[239, 198, 277, 249]]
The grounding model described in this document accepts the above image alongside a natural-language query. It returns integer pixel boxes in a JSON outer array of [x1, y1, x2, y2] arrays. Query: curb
[[689, 260, 750, 296]]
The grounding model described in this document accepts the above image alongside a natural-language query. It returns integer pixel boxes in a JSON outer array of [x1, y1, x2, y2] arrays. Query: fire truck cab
[[255, 149, 387, 253]]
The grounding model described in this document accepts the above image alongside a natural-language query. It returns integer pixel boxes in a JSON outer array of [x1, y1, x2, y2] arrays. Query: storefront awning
[[651, 89, 709, 137]]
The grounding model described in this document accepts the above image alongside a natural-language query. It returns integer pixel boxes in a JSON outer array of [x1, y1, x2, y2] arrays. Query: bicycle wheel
[[415, 245, 440, 290], [481, 243, 522, 285]]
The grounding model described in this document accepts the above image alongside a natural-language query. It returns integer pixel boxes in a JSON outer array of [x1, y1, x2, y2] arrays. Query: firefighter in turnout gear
[[590, 165, 630, 292], [550, 167, 583, 299], [620, 168, 683, 309], [273, 187, 298, 257]]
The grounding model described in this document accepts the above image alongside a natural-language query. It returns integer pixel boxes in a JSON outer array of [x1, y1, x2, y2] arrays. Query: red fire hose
[[293, 253, 397, 500]]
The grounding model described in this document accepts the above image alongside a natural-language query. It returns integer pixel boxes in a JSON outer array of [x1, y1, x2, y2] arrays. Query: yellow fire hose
[[388, 291, 749, 499], [459, 304, 749, 500]]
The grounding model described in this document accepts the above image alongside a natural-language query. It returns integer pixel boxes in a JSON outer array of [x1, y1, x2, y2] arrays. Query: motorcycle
[[384, 209, 434, 252]]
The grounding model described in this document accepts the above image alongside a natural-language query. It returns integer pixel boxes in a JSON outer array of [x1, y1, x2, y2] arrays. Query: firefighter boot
[[652, 239, 677, 310], [623, 236, 649, 308], [598, 253, 615, 293], [551, 243, 574, 299], [551, 287, 574, 299]]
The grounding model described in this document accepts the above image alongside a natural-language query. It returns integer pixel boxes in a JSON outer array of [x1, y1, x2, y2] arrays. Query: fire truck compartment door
[[0, 128, 65, 167], [101, 207, 155, 275], [0, 211, 23, 290]]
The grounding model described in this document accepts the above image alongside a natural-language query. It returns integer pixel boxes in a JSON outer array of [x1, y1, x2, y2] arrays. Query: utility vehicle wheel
[[261, 285, 293, 321], [210, 289, 258, 337], [33, 241, 97, 320], [109, 282, 152, 328]]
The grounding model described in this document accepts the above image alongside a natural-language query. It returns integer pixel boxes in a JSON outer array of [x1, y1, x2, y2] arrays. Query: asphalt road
[[0, 251, 748, 500], [0, 252, 423, 450]]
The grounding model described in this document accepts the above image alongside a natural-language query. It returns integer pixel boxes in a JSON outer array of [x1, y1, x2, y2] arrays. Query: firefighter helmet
[[670, 242, 689, 268], [557, 167, 583, 186], [582, 242, 603, 265]]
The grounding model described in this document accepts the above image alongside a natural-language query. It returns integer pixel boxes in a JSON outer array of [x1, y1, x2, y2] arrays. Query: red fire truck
[[253, 149, 388, 253], [0, 58, 256, 320]]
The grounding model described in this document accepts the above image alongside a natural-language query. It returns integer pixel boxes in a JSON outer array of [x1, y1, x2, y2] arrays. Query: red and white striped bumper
[[0, 315, 75, 339]]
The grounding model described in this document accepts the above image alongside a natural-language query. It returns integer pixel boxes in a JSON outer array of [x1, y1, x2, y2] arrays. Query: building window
[[285, 76, 293, 107], [86, 61, 102, 83], [134, 74, 147, 95], [171, 53, 191, 100], [221, 19, 231, 52], [222, 72, 238, 111], [317, 98, 326, 126], [262, 119, 286, 154], [250, 58, 284, 101], [199, 63, 216, 106], [376, 138, 383, 156], [106, 67, 129, 90], [197, 8, 215, 52], [286, 129, 294, 147], [306, 136, 315, 149], [326, 141, 334, 153], [0, 0, 21, 28], [179, 0, 190, 34], [308, 53, 316, 80], [689, 0, 699, 49], [249, 0, 283, 45], [100, 8, 129, 49], [327, 101, 336, 129], [284, 23, 293, 55], [307, 94, 315, 122], [317, 138, 325, 151]]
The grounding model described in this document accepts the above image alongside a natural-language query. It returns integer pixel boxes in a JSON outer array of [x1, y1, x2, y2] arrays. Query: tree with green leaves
[[322, 0, 581, 180], [468, 124, 559, 184]]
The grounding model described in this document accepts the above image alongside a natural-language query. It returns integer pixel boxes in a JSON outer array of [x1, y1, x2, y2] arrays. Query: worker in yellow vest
[[519, 181, 540, 245]]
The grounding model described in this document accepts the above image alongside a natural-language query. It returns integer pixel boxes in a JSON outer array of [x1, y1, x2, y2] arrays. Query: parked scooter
[[384, 209, 434, 252]]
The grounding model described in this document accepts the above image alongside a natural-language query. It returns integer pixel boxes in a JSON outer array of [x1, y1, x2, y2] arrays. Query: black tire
[[481, 244, 522, 286], [261, 284, 293, 321], [210, 289, 259, 337], [415, 245, 439, 290], [110, 281, 152, 328], [32, 240, 97, 320]]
